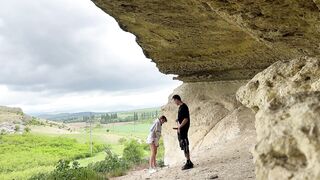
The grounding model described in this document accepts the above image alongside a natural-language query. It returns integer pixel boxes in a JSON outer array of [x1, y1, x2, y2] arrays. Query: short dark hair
[[172, 94, 181, 101], [160, 115, 167, 122]]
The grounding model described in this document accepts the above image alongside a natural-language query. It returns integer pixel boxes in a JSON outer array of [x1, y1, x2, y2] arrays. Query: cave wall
[[161, 81, 255, 165], [237, 57, 320, 179]]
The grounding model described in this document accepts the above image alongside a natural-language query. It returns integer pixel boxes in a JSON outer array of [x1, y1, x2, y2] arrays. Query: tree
[[133, 112, 138, 121], [14, 125, 20, 132]]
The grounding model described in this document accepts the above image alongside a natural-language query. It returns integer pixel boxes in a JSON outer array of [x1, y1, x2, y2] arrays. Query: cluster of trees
[[99, 113, 118, 124], [139, 111, 159, 120], [99, 111, 159, 124], [56, 110, 160, 124]]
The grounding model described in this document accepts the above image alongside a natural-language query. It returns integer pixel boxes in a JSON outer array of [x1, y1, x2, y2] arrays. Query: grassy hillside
[[0, 134, 105, 180], [0, 107, 163, 179]]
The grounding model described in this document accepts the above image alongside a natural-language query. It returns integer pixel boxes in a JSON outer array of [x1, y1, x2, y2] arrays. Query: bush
[[95, 123, 102, 129], [122, 139, 144, 164], [29, 160, 106, 180], [157, 159, 165, 168], [118, 137, 127, 144], [26, 117, 45, 126], [24, 127, 31, 133], [14, 125, 20, 132], [89, 149, 128, 177], [0, 129, 7, 135]]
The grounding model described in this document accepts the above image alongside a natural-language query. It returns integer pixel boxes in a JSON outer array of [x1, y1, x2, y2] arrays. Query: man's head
[[172, 94, 182, 106], [159, 115, 167, 124]]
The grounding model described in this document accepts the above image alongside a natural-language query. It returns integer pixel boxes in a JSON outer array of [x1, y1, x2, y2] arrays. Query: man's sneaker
[[181, 161, 193, 170], [188, 161, 194, 168], [148, 168, 157, 174]]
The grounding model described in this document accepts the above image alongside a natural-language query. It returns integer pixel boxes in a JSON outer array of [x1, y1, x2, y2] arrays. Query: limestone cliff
[[237, 57, 320, 179], [93, 0, 320, 82]]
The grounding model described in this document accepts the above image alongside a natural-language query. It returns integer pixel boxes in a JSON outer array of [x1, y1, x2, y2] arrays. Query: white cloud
[[0, 0, 181, 114]]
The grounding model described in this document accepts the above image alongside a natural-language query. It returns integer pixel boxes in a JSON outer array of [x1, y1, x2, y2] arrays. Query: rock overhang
[[93, 0, 320, 82]]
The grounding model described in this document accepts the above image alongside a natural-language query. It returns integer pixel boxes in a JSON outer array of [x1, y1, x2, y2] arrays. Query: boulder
[[237, 57, 320, 180]]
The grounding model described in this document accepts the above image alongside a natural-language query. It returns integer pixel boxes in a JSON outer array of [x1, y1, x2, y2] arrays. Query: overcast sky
[[0, 0, 181, 114]]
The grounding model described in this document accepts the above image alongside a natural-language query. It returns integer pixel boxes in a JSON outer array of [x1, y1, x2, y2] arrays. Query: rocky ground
[[0, 106, 31, 134], [112, 132, 256, 180]]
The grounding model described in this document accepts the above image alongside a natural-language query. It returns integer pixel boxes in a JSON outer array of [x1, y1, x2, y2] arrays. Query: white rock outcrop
[[161, 81, 256, 165], [237, 57, 320, 180], [0, 106, 30, 134]]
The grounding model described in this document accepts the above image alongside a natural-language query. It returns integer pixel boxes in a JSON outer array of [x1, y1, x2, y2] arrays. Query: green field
[[0, 134, 105, 180], [0, 119, 158, 179]]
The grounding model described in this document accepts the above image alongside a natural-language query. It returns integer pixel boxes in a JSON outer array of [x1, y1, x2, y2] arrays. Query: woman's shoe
[[148, 168, 157, 174]]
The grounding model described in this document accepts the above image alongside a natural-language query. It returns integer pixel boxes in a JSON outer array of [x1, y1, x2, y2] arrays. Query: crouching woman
[[146, 115, 167, 173]]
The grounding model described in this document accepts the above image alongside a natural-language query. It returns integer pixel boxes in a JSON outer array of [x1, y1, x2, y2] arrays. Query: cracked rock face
[[237, 57, 320, 111], [161, 81, 255, 165], [237, 57, 320, 180], [93, 0, 320, 82]]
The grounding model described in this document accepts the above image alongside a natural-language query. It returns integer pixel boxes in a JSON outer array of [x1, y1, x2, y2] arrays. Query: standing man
[[172, 94, 194, 170]]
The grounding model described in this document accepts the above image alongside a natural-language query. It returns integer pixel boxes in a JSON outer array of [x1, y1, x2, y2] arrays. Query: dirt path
[[112, 133, 256, 180]]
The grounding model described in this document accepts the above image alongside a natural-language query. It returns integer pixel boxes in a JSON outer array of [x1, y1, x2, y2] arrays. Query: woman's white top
[[146, 118, 162, 146]]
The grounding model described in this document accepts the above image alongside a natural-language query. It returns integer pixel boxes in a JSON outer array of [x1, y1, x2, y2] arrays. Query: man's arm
[[178, 118, 189, 128]]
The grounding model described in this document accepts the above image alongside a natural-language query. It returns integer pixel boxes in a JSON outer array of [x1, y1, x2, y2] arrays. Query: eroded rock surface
[[237, 57, 320, 111], [237, 57, 320, 180], [0, 106, 30, 134], [161, 81, 255, 165], [93, 0, 320, 81]]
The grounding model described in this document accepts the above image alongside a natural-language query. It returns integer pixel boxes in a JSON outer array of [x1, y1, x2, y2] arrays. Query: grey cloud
[[0, 0, 177, 93]]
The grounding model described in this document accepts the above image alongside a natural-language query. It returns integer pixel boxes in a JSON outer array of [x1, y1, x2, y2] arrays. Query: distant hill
[[37, 112, 98, 121]]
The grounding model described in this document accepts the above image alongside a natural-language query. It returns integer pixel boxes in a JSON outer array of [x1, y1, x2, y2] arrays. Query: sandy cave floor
[[112, 132, 256, 180]]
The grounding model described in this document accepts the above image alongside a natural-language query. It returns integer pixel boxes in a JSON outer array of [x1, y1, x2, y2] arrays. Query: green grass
[[0, 119, 163, 179], [76, 151, 107, 167], [0, 134, 105, 180]]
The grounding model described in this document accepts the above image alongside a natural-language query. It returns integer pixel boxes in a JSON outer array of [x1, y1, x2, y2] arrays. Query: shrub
[[89, 149, 128, 177], [95, 123, 102, 129], [122, 139, 144, 164], [14, 125, 20, 132], [29, 160, 106, 180], [0, 129, 7, 135], [26, 117, 45, 126], [118, 137, 127, 144], [24, 127, 31, 133], [157, 159, 165, 168], [157, 139, 165, 160]]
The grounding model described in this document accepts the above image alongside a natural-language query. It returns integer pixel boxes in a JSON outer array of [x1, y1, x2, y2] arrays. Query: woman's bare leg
[[153, 145, 158, 168], [149, 144, 155, 168]]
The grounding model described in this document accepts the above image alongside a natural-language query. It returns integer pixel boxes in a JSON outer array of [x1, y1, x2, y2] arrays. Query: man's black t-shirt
[[177, 103, 190, 135]]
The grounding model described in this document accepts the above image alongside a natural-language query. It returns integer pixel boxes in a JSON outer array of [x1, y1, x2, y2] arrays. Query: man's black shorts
[[177, 132, 189, 151]]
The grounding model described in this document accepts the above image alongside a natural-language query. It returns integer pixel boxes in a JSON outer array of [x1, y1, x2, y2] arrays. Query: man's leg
[[181, 138, 193, 170], [184, 145, 190, 160]]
